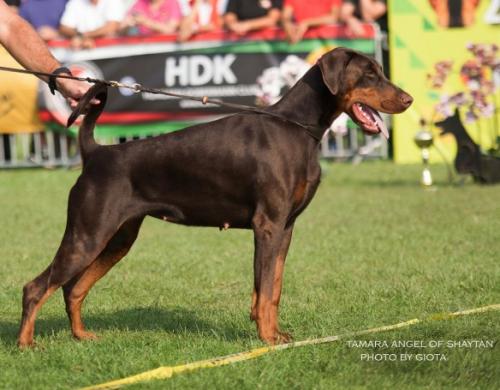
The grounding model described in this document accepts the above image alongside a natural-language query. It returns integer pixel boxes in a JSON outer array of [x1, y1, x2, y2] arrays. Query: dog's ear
[[318, 48, 354, 96]]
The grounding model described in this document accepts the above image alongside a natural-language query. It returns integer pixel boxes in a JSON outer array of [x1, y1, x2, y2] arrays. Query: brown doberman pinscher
[[18, 48, 412, 348]]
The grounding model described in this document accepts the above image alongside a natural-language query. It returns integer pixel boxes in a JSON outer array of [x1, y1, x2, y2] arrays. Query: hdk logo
[[164, 54, 237, 87]]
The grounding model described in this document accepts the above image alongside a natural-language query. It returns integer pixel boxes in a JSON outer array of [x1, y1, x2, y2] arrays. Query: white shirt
[[60, 0, 126, 33], [178, 0, 228, 17]]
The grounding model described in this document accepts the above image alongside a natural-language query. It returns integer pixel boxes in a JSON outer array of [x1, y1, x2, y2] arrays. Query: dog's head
[[318, 47, 413, 138], [434, 108, 461, 136]]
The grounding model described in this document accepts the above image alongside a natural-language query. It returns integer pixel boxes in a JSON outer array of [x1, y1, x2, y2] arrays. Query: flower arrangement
[[427, 43, 499, 153]]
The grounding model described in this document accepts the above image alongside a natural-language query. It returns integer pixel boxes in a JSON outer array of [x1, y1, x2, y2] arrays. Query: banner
[[0, 48, 42, 134], [389, 0, 499, 163], [42, 25, 380, 138]]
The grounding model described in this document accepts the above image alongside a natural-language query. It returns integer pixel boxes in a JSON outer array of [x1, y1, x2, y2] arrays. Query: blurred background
[[0, 0, 498, 171]]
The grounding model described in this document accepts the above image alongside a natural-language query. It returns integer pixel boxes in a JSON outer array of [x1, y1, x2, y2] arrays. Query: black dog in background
[[436, 109, 500, 184]]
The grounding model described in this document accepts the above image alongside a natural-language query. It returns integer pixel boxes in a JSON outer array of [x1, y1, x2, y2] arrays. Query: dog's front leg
[[252, 215, 293, 345]]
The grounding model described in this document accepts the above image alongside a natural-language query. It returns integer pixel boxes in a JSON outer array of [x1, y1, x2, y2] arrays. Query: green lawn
[[0, 162, 498, 389]]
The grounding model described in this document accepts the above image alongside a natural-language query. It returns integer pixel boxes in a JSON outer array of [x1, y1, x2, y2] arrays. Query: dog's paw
[[260, 330, 293, 345], [73, 330, 98, 341], [18, 338, 36, 349]]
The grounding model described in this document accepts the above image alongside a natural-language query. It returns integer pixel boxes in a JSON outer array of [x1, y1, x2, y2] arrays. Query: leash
[[80, 303, 500, 389], [0, 65, 323, 142]]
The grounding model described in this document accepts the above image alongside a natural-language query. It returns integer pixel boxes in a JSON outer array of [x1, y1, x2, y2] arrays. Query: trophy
[[414, 126, 434, 187]]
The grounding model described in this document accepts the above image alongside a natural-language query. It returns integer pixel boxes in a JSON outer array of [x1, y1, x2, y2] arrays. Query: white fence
[[0, 125, 388, 169]]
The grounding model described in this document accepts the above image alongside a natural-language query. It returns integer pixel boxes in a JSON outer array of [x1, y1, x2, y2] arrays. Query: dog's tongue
[[373, 111, 389, 139]]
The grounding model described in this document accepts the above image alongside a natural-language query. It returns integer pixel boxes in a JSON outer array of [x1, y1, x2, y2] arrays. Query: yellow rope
[[81, 303, 500, 390]]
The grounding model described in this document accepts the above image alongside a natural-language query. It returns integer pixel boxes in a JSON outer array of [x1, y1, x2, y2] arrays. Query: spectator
[[0, 0, 94, 107], [178, 0, 225, 42], [19, 0, 68, 41], [223, 0, 282, 36], [59, 0, 126, 49], [282, 0, 341, 44], [4, 0, 20, 12], [121, 0, 182, 36], [340, 0, 387, 37]]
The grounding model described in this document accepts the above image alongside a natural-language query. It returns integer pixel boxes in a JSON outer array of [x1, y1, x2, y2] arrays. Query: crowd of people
[[5, 0, 387, 49]]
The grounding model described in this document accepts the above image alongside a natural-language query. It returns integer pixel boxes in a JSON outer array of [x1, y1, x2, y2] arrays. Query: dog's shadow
[[0, 306, 250, 346]]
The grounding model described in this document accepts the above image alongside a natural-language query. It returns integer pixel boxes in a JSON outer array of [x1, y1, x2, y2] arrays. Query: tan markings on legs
[[18, 285, 57, 348], [63, 218, 142, 340], [293, 181, 307, 207], [268, 225, 293, 343], [256, 295, 275, 343], [250, 289, 257, 321], [268, 254, 291, 343], [65, 255, 123, 340]]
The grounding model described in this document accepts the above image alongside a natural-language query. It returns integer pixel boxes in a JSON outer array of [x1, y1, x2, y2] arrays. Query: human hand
[[55, 77, 99, 109], [70, 35, 84, 49], [229, 21, 249, 35], [291, 22, 308, 44], [346, 17, 365, 37]]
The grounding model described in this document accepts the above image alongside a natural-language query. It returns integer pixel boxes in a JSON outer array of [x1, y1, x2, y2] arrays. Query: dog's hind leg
[[62, 217, 144, 341], [18, 184, 129, 348], [252, 212, 293, 345]]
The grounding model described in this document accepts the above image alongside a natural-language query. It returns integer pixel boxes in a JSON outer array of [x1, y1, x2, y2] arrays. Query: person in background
[[282, 0, 341, 44], [4, 0, 20, 12], [59, 0, 126, 49], [0, 0, 91, 107], [121, 0, 182, 36], [177, 0, 225, 42], [340, 0, 387, 37], [19, 0, 68, 41], [341, 0, 389, 77], [223, 0, 282, 36]]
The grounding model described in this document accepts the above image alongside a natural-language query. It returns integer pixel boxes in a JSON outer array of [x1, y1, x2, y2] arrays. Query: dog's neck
[[442, 114, 478, 148], [271, 65, 342, 139]]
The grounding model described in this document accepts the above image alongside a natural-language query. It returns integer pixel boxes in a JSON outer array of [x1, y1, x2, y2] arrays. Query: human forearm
[[82, 21, 120, 39], [60, 25, 79, 38], [0, 11, 59, 80], [300, 12, 340, 28], [140, 18, 179, 34], [243, 10, 280, 31]]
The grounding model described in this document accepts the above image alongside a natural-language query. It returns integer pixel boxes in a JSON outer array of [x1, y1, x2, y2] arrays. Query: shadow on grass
[[331, 178, 459, 188], [0, 306, 250, 346]]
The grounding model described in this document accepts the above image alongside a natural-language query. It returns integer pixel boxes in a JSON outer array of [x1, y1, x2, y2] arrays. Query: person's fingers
[[68, 98, 78, 109]]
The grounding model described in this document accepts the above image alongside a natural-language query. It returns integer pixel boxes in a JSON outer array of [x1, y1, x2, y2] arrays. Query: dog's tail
[[67, 82, 108, 161]]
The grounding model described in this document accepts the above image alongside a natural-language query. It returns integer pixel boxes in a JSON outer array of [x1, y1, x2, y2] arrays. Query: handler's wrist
[[49, 66, 73, 95]]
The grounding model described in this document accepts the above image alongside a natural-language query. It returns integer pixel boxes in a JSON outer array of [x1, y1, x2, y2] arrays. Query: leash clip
[[132, 83, 142, 94]]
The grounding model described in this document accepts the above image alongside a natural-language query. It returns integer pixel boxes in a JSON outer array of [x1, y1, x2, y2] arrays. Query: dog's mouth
[[351, 103, 389, 139]]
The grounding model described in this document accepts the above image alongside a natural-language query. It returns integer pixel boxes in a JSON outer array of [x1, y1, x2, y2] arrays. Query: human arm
[[340, 1, 365, 36], [292, 3, 341, 43], [79, 21, 121, 38], [281, 4, 297, 42], [0, 1, 91, 107], [225, 9, 280, 35], [133, 15, 179, 34], [359, 0, 386, 22]]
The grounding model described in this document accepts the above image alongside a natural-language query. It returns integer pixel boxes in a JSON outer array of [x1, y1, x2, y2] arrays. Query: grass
[[0, 162, 499, 389]]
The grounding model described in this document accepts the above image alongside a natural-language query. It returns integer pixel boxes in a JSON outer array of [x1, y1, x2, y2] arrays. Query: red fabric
[[284, 0, 341, 23]]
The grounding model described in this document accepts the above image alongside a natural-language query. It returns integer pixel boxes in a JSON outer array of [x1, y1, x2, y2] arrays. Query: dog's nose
[[400, 92, 413, 108]]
